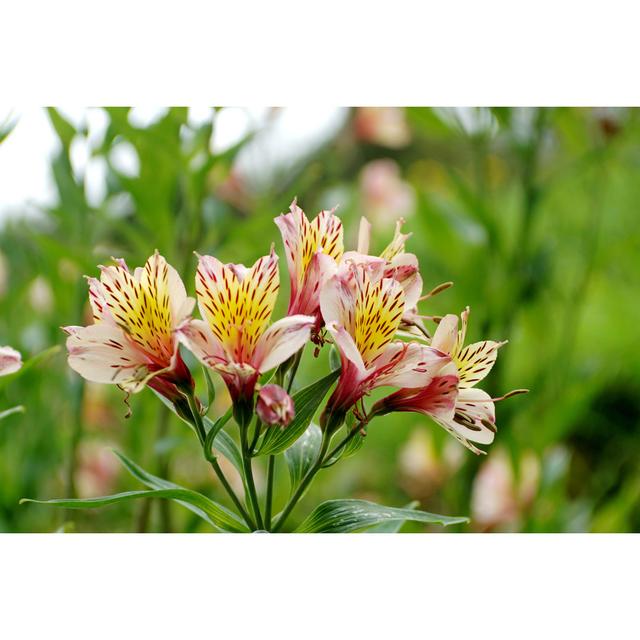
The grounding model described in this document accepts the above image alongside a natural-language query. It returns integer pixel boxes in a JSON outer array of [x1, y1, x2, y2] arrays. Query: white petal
[[176, 319, 226, 369], [252, 315, 315, 372], [434, 387, 496, 452], [430, 314, 458, 354], [320, 273, 356, 331], [373, 342, 451, 389], [65, 324, 152, 392], [324, 321, 366, 374], [357, 217, 372, 254]]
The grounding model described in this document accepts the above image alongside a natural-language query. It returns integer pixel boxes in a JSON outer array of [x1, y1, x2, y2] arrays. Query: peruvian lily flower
[[319, 263, 450, 432], [344, 218, 425, 334], [372, 307, 515, 454], [0, 346, 22, 376], [274, 199, 343, 335], [64, 252, 195, 403], [177, 248, 315, 411]]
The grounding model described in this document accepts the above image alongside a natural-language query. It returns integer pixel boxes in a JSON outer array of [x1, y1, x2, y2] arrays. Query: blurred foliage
[[1, 106, 639, 532]]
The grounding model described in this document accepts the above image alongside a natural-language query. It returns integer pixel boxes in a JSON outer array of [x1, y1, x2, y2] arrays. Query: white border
[[2, 534, 637, 638], [3, 1, 640, 104]]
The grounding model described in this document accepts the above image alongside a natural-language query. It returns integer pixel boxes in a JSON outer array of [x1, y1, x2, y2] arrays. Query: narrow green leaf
[[366, 501, 419, 533], [113, 449, 246, 532], [258, 369, 340, 456], [47, 107, 77, 149], [22, 488, 248, 533], [204, 408, 233, 459], [284, 422, 322, 492], [295, 499, 469, 533], [0, 406, 25, 421], [204, 415, 243, 473]]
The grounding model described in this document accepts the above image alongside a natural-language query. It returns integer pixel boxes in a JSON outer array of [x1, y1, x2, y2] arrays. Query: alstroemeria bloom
[[0, 346, 22, 376], [64, 253, 195, 401], [372, 308, 507, 454], [344, 218, 423, 333], [319, 264, 450, 431], [274, 200, 343, 334], [256, 384, 295, 427], [177, 249, 315, 407]]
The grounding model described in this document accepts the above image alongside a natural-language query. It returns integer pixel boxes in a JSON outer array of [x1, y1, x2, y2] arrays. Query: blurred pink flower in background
[[359, 159, 415, 228], [354, 107, 411, 148], [471, 447, 540, 531], [75, 441, 120, 498], [0, 345, 22, 376]]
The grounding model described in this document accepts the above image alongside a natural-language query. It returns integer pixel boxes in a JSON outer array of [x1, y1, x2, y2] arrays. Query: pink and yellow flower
[[177, 248, 315, 406], [274, 199, 343, 335], [319, 263, 450, 431], [344, 218, 424, 333], [64, 252, 195, 400], [373, 308, 509, 454]]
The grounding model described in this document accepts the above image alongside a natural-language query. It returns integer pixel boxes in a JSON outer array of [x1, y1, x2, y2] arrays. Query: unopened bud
[[256, 384, 295, 427]]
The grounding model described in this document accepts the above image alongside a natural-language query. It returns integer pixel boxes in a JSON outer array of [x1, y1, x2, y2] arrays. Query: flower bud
[[0, 346, 22, 377], [256, 384, 295, 427]]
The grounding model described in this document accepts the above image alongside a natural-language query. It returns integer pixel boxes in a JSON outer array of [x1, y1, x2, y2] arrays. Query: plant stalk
[[186, 392, 256, 530]]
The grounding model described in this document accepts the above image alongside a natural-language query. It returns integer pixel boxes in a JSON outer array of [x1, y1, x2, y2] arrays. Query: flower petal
[[275, 200, 343, 305], [196, 249, 279, 362], [430, 314, 458, 354], [433, 387, 496, 454], [288, 251, 337, 317], [373, 342, 451, 389], [455, 340, 504, 388], [65, 324, 153, 393], [357, 216, 372, 254], [252, 314, 315, 373], [324, 320, 366, 374], [176, 319, 226, 370], [100, 255, 174, 362]]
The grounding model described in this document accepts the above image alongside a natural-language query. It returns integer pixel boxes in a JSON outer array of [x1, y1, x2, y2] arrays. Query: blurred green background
[[1, 107, 638, 533]]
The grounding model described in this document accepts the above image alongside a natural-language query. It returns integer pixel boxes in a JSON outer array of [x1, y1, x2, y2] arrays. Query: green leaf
[[113, 449, 246, 532], [203, 415, 243, 472], [22, 488, 248, 533], [284, 422, 322, 492], [0, 113, 18, 145], [329, 345, 341, 372], [47, 108, 77, 149], [204, 408, 233, 460], [0, 406, 25, 422], [257, 369, 340, 456], [366, 501, 419, 533], [295, 499, 469, 533]]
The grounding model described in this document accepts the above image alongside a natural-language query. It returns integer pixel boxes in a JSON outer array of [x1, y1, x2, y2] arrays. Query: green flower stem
[[264, 454, 276, 529], [272, 423, 364, 532], [249, 417, 262, 455], [185, 392, 256, 530], [239, 418, 264, 530], [272, 432, 331, 533], [323, 425, 363, 462]]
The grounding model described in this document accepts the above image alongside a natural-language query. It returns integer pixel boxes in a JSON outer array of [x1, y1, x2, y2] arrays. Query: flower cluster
[[51, 198, 530, 533], [65, 200, 524, 455]]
